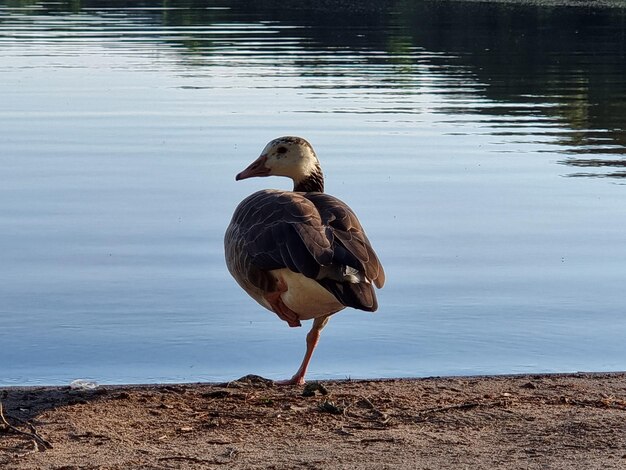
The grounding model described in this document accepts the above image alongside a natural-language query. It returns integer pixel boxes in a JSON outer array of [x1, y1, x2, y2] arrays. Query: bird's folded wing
[[304, 192, 385, 288], [228, 190, 333, 283]]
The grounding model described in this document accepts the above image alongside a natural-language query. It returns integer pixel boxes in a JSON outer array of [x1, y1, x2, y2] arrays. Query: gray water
[[1, 0, 626, 386]]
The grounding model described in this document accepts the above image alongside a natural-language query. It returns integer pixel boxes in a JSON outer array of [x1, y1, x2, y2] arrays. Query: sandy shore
[[1, 372, 625, 469]]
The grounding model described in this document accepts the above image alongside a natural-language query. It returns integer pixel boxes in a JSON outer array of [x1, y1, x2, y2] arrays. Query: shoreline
[[2, 372, 625, 468], [442, 0, 626, 8], [3, 369, 626, 391]]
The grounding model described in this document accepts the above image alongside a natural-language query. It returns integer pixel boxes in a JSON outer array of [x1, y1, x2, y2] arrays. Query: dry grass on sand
[[2, 372, 626, 469]]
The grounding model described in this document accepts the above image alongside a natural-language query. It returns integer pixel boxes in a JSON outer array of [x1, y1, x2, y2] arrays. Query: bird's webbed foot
[[275, 374, 306, 386]]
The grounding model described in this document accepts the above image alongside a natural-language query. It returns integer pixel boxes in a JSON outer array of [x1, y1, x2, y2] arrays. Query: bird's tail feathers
[[317, 278, 378, 312]]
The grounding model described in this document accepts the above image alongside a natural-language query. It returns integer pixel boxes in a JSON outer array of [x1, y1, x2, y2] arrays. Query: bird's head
[[236, 136, 323, 191]]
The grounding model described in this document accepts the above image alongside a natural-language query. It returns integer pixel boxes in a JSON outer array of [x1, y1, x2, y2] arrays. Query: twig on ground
[[159, 455, 214, 463], [360, 437, 398, 444], [415, 399, 507, 420], [0, 401, 53, 450], [417, 401, 481, 414]]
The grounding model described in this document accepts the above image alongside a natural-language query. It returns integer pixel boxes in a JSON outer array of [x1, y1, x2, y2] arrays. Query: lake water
[[1, 0, 625, 386]]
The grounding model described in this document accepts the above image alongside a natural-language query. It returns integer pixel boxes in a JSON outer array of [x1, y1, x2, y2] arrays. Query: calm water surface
[[1, 0, 626, 385]]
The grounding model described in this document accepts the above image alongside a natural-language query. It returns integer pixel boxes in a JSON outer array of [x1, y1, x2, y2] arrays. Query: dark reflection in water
[[3, 0, 625, 180], [561, 158, 626, 179]]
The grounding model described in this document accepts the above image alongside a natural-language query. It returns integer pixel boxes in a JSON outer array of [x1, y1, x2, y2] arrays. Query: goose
[[224, 136, 385, 385]]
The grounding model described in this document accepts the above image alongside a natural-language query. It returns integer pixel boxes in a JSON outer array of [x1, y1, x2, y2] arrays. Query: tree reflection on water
[[3, 0, 625, 177]]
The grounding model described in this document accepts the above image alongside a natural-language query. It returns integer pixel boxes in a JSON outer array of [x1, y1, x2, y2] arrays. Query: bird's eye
[[277, 146, 287, 154]]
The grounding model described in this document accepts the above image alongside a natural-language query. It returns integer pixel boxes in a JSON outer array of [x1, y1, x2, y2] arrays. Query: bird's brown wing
[[225, 190, 334, 291], [304, 192, 385, 289]]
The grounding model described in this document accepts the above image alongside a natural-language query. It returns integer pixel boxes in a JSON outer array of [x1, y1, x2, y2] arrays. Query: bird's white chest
[[271, 268, 344, 320]]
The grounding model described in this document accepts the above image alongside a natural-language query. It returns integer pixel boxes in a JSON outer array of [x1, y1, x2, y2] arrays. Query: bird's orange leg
[[276, 315, 331, 386], [265, 279, 301, 327]]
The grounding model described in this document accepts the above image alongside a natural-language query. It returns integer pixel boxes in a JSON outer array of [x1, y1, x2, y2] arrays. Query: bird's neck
[[293, 165, 324, 193]]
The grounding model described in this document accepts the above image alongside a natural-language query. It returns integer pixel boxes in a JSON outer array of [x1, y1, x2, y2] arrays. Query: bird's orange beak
[[235, 155, 270, 180]]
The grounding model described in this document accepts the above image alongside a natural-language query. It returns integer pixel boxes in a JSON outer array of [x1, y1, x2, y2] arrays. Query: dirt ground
[[1, 372, 626, 469]]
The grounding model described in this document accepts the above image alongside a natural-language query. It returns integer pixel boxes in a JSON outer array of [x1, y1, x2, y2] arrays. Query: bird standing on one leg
[[224, 136, 385, 385]]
